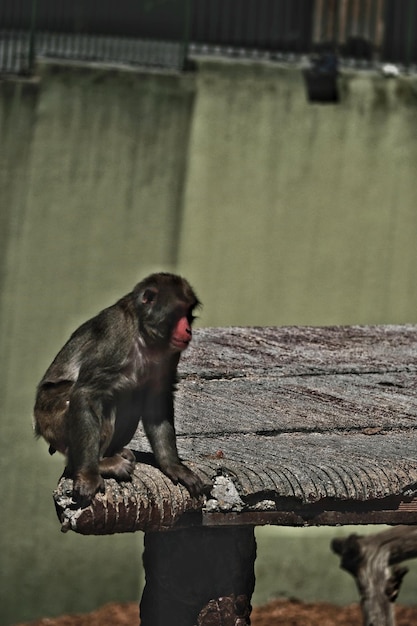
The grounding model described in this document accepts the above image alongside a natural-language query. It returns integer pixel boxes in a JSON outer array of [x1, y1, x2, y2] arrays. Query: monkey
[[33, 272, 204, 502]]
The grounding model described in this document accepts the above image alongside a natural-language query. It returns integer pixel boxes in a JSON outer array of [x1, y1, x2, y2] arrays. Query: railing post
[[181, 0, 192, 70], [405, 0, 416, 70], [28, 0, 37, 73]]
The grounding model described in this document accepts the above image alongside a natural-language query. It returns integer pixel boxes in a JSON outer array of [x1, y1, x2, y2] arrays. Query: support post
[[140, 526, 256, 626]]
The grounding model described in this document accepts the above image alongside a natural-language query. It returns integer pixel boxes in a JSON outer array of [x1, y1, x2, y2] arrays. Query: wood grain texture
[[54, 326, 417, 533]]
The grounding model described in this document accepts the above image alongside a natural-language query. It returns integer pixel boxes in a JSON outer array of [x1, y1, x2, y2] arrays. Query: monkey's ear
[[141, 287, 158, 305]]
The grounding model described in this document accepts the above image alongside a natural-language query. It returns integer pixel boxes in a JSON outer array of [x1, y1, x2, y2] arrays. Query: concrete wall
[[178, 59, 417, 326], [0, 64, 195, 625], [1, 58, 416, 624]]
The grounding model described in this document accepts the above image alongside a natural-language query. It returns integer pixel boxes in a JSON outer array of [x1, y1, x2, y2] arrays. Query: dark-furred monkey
[[34, 273, 203, 501]]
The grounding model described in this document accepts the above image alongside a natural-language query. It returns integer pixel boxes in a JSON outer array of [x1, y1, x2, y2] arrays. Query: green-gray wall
[[178, 59, 417, 325], [0, 64, 195, 626], [1, 58, 416, 624]]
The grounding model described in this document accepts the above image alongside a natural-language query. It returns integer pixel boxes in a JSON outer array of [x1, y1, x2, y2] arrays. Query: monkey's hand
[[73, 470, 105, 503], [163, 462, 205, 498], [99, 448, 136, 481]]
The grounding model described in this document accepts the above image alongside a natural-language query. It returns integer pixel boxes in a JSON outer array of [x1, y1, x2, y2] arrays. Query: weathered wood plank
[[53, 326, 417, 533], [173, 373, 417, 435], [179, 326, 417, 378]]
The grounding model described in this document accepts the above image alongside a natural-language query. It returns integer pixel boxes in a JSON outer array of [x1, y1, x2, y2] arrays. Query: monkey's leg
[[99, 448, 136, 481], [67, 392, 106, 500], [34, 381, 73, 454]]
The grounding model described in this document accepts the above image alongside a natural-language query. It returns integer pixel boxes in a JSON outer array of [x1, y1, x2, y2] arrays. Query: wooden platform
[[54, 325, 417, 534]]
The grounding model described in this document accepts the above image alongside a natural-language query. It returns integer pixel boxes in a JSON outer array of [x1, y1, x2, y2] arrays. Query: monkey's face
[[135, 274, 200, 351]]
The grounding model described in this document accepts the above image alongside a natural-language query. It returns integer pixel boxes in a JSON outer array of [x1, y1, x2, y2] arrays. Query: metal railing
[[312, 0, 417, 67], [0, 0, 191, 74], [1, 0, 416, 76], [313, 0, 385, 60], [0, 0, 36, 74]]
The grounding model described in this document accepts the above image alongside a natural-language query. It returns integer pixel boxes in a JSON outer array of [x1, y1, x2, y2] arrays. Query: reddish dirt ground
[[13, 599, 417, 626]]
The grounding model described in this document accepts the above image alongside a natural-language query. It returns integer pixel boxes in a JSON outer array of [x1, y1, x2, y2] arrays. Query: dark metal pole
[[181, 0, 192, 70], [28, 0, 37, 73], [405, 0, 416, 70]]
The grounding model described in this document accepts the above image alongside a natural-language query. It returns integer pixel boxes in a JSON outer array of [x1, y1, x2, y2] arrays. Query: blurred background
[[1, 1, 417, 624]]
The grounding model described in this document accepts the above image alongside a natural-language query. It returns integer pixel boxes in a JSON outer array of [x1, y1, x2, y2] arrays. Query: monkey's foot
[[73, 470, 105, 504], [99, 448, 136, 481]]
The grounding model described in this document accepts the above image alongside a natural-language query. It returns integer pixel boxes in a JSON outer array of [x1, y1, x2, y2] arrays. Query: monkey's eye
[[142, 288, 158, 305]]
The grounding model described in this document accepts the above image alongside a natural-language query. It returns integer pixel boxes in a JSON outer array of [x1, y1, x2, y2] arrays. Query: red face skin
[[170, 316, 192, 351]]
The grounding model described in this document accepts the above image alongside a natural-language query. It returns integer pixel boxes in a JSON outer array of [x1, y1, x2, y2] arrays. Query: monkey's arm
[[141, 378, 204, 498]]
